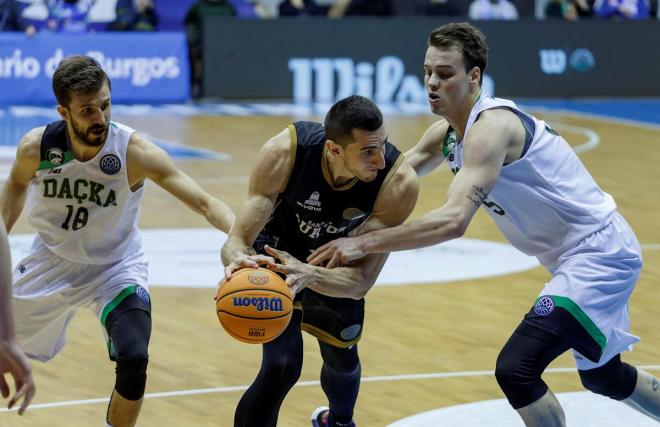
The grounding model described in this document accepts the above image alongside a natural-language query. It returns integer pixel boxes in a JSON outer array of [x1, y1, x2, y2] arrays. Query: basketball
[[216, 267, 293, 344]]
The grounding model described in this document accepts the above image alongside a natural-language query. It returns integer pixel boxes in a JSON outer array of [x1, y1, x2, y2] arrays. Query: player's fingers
[[264, 246, 288, 263], [14, 381, 35, 415], [307, 247, 330, 266], [327, 251, 344, 269], [306, 244, 329, 263], [0, 375, 9, 398]]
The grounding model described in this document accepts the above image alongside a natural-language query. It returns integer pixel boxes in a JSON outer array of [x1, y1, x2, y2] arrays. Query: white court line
[[642, 244, 660, 250], [4, 365, 660, 413]]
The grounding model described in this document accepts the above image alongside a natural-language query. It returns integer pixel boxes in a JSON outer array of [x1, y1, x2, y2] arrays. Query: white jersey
[[26, 120, 144, 265], [445, 96, 617, 266]]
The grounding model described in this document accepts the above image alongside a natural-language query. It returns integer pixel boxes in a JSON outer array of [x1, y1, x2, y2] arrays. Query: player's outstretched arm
[[271, 157, 420, 299], [309, 111, 516, 267], [221, 128, 293, 277], [126, 133, 235, 233], [404, 119, 449, 177], [0, 128, 42, 232], [0, 219, 35, 415]]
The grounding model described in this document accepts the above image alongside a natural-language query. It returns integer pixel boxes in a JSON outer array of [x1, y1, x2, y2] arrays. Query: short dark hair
[[324, 95, 383, 147], [52, 55, 111, 107], [428, 22, 488, 85]]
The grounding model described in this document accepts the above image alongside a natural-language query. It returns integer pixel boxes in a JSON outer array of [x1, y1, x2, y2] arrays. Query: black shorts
[[522, 298, 603, 363], [294, 288, 364, 348]]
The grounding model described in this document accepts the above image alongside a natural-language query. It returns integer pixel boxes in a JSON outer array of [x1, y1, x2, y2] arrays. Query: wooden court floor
[[1, 111, 659, 426]]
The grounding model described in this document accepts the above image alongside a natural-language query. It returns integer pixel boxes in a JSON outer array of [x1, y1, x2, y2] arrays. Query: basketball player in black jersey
[[221, 95, 419, 427]]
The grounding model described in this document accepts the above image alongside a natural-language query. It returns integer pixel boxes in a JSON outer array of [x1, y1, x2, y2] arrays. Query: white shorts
[[537, 213, 642, 370], [12, 237, 149, 362]]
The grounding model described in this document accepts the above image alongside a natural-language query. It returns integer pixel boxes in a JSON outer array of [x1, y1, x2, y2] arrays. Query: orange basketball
[[215, 267, 293, 344]]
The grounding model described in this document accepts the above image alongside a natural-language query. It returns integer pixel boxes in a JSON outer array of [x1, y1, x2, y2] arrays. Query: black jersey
[[253, 121, 402, 261]]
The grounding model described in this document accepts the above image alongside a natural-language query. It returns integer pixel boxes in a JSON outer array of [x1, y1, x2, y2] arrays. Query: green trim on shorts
[[539, 295, 607, 351], [100, 285, 138, 326]]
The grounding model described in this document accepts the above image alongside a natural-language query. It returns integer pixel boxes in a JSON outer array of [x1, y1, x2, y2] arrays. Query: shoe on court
[[310, 406, 356, 427]]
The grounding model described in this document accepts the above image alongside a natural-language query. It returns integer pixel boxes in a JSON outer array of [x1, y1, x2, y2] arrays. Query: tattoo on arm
[[466, 185, 488, 207]]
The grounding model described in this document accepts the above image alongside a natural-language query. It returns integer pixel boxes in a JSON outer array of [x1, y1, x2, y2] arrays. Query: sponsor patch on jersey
[[340, 324, 362, 341], [247, 271, 270, 286], [342, 208, 366, 221], [100, 154, 121, 175], [534, 296, 555, 316], [46, 147, 64, 166], [135, 286, 150, 304]]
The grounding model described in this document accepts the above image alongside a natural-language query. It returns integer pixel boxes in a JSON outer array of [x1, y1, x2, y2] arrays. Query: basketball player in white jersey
[[308, 23, 660, 426], [0, 56, 234, 427], [0, 217, 35, 415]]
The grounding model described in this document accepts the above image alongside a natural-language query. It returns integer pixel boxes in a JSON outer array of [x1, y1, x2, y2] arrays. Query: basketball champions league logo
[[100, 154, 121, 175], [534, 296, 555, 316]]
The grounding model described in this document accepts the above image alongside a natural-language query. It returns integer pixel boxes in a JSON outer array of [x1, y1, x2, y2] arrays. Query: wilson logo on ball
[[232, 297, 284, 312], [247, 272, 270, 285]]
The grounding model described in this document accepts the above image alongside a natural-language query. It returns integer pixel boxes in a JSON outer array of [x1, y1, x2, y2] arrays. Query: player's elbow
[[446, 216, 468, 239]]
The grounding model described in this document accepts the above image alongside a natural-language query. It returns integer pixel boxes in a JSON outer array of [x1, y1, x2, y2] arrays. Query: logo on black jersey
[[342, 208, 366, 221], [46, 148, 64, 166], [297, 191, 322, 212], [100, 154, 121, 175], [534, 296, 555, 316]]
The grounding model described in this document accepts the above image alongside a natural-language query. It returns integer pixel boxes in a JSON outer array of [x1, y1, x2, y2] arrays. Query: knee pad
[[494, 324, 570, 409], [108, 308, 151, 401], [115, 352, 148, 400], [579, 355, 637, 400], [495, 348, 548, 409]]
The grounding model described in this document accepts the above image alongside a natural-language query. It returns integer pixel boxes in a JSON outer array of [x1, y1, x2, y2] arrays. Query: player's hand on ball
[[224, 254, 277, 279], [264, 245, 311, 296]]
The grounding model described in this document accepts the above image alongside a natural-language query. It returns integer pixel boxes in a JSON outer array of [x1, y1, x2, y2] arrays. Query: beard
[[70, 116, 109, 147]]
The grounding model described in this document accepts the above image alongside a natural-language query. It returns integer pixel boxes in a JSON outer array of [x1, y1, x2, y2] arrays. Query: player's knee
[[264, 352, 302, 386], [115, 348, 149, 401], [320, 343, 359, 373], [579, 356, 637, 400], [495, 348, 547, 409]]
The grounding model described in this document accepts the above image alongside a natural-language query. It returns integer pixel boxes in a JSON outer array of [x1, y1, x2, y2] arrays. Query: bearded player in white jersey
[[0, 56, 234, 427], [307, 23, 660, 426]]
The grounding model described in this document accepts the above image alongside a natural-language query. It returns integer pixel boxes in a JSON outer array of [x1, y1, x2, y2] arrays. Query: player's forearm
[[0, 224, 16, 339], [303, 265, 370, 300], [359, 209, 464, 255], [0, 183, 28, 232], [205, 197, 235, 234]]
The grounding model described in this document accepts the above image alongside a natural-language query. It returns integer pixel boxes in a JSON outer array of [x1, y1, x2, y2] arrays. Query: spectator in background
[[20, 0, 94, 33], [545, 0, 579, 18], [593, 0, 650, 18], [279, 0, 327, 16], [545, 0, 593, 19], [469, 0, 519, 19], [1, 0, 12, 30], [109, 0, 157, 31], [46, 0, 95, 32], [416, 0, 461, 15], [185, 0, 236, 97]]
